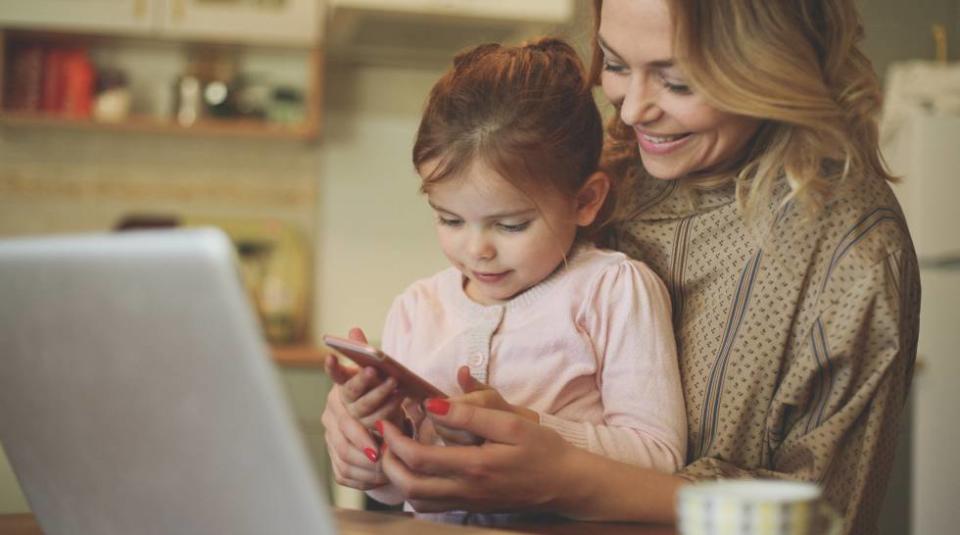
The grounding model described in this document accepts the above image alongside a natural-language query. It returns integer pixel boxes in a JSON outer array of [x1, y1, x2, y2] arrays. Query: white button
[[469, 353, 484, 366]]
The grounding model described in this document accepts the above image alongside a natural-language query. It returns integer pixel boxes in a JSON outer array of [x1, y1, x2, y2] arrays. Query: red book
[[62, 49, 94, 118], [41, 48, 67, 113], [6, 45, 44, 111]]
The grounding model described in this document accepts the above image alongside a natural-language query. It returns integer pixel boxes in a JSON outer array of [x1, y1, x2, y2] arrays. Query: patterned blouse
[[614, 168, 921, 535]]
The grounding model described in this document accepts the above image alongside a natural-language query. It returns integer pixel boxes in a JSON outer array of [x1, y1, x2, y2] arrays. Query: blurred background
[[0, 2, 957, 534]]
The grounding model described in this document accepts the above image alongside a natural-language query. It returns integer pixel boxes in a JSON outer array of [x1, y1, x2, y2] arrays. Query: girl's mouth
[[473, 271, 510, 283]]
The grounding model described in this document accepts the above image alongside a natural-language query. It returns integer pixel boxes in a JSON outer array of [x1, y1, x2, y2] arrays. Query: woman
[[322, 1, 920, 533]]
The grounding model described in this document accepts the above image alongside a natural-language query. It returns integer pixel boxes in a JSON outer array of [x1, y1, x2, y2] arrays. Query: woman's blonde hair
[[590, 0, 894, 217]]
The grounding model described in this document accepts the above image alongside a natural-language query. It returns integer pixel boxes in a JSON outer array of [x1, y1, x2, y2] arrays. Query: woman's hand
[[321, 327, 403, 490], [426, 366, 539, 446], [376, 400, 581, 513], [377, 400, 685, 521]]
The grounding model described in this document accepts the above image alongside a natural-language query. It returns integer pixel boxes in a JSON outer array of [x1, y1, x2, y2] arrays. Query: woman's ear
[[575, 171, 611, 227]]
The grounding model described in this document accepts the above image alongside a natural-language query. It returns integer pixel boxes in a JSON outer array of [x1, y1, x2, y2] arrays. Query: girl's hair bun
[[452, 42, 501, 69], [525, 36, 576, 56]]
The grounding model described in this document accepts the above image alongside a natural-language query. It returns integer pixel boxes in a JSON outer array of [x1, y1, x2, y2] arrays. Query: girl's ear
[[575, 171, 611, 227]]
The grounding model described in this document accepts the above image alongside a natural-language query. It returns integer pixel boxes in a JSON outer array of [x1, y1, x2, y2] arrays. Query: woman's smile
[[635, 128, 693, 155]]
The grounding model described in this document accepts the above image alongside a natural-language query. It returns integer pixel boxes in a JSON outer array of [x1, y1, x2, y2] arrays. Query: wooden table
[[0, 509, 677, 534]]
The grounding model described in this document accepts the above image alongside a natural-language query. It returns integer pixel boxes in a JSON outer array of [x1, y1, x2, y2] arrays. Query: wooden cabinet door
[[162, 0, 323, 46], [0, 0, 156, 34]]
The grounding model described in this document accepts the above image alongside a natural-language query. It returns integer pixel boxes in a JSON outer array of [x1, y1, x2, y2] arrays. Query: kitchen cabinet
[[0, 0, 155, 35], [162, 0, 324, 47], [0, 0, 323, 46]]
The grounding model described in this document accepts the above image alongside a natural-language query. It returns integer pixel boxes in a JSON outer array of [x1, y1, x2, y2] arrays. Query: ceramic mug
[[677, 480, 841, 535]]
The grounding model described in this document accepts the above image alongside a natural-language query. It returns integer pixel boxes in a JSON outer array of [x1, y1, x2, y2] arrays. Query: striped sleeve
[[679, 247, 920, 535]]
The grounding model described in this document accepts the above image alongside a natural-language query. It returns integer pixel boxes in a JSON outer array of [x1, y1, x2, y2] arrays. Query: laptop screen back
[[0, 228, 335, 535]]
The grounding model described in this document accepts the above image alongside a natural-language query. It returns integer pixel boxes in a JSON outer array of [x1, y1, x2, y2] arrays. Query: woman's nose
[[620, 76, 661, 126]]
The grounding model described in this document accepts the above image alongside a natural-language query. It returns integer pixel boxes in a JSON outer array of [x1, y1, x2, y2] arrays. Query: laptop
[[0, 228, 336, 535]]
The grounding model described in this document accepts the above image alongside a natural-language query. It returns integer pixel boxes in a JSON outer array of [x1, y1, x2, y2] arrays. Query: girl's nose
[[620, 76, 662, 126], [467, 232, 496, 261]]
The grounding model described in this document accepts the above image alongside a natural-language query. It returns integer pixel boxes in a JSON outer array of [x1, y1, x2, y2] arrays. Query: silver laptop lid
[[0, 228, 334, 535]]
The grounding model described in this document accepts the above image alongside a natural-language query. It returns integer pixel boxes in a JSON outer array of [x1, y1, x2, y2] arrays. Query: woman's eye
[[660, 75, 692, 95], [602, 58, 626, 74], [438, 217, 462, 227], [498, 221, 530, 233]]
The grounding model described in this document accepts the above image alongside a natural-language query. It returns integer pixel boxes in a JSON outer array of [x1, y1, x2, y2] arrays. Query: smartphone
[[322, 334, 447, 400]]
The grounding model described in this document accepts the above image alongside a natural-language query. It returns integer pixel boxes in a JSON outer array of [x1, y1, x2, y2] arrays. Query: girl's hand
[[321, 328, 403, 490], [448, 366, 539, 423]]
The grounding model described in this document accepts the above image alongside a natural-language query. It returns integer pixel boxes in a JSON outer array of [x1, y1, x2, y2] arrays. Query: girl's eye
[[498, 221, 530, 233], [438, 216, 462, 227]]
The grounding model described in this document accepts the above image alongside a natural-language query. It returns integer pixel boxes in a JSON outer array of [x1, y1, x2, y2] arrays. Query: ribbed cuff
[[539, 413, 590, 451]]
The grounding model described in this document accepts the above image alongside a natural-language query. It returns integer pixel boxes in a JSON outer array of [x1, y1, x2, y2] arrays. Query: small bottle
[[175, 75, 201, 126], [93, 68, 131, 123]]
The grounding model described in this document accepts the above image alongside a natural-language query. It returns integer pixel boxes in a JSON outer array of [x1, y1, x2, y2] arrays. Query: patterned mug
[[677, 480, 842, 535]]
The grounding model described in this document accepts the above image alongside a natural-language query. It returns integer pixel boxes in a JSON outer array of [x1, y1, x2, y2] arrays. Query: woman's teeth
[[644, 133, 687, 144]]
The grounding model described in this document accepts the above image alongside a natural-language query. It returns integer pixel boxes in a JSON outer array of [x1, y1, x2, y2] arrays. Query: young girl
[[322, 38, 687, 510]]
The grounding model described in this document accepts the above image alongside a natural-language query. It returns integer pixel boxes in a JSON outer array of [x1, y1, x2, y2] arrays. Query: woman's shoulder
[[784, 171, 911, 253], [766, 171, 917, 300]]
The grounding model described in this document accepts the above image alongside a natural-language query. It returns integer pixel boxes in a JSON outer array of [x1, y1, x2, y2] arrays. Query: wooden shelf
[[271, 344, 329, 368], [0, 29, 324, 141], [0, 109, 318, 140]]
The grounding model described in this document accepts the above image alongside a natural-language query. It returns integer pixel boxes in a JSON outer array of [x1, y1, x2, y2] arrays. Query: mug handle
[[818, 502, 844, 535]]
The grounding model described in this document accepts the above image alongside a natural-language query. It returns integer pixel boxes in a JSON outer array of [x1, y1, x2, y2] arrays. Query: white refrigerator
[[883, 112, 960, 535]]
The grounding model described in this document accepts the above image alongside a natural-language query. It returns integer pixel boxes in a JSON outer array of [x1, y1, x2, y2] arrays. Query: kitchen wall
[[314, 62, 449, 339], [861, 0, 959, 82]]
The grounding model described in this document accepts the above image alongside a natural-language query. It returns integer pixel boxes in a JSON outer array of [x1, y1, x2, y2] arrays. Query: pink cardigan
[[381, 246, 687, 471]]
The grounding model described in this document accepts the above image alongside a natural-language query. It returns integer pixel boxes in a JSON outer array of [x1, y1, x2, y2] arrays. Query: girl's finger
[[348, 327, 369, 343], [357, 392, 405, 429], [324, 354, 357, 385], [456, 365, 490, 393], [339, 366, 383, 403], [347, 376, 398, 418], [323, 387, 382, 458]]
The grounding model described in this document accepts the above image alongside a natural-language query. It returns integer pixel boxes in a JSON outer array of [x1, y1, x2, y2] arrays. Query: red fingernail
[[374, 420, 384, 435], [425, 398, 450, 415], [363, 447, 379, 463]]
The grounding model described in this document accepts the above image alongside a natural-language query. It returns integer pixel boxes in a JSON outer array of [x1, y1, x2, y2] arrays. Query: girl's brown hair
[[413, 37, 610, 240], [590, 0, 893, 218]]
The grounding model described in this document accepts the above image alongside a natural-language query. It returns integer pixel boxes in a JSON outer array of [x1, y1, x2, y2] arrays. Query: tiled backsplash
[[0, 126, 320, 237]]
